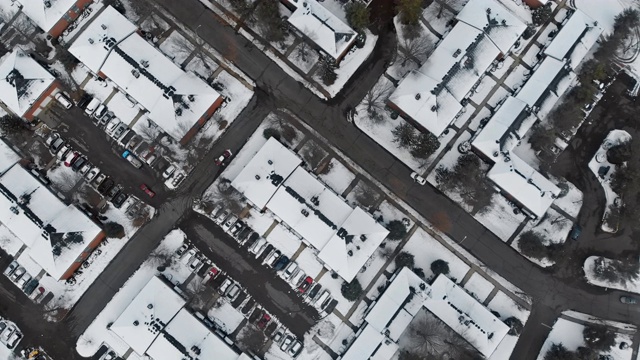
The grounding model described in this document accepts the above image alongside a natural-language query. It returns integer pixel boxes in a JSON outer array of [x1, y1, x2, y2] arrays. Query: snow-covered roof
[[389, 70, 462, 136], [0, 49, 55, 117], [425, 275, 509, 358], [544, 9, 602, 64], [488, 154, 560, 218], [0, 140, 20, 174], [268, 166, 353, 251], [456, 0, 527, 53], [0, 164, 103, 279], [341, 324, 387, 360], [286, 0, 356, 60], [111, 276, 185, 356], [69, 6, 222, 141], [231, 137, 302, 209], [18, 0, 79, 33], [150, 308, 242, 360], [472, 96, 530, 158], [317, 207, 389, 282], [515, 56, 568, 107]]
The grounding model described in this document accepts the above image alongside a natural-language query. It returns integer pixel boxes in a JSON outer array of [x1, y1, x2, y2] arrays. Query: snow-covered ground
[[475, 194, 527, 242], [463, 272, 495, 303], [76, 230, 184, 357], [422, 1, 455, 35], [584, 256, 640, 294], [536, 311, 635, 360], [588, 130, 631, 232], [516, 208, 573, 245], [317, 158, 356, 195], [550, 176, 584, 219], [487, 291, 531, 360]]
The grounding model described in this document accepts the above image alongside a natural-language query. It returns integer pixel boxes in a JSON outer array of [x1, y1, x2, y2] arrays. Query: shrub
[[583, 324, 616, 352], [607, 142, 632, 165], [104, 222, 125, 238], [386, 220, 407, 240], [263, 128, 281, 140], [518, 231, 549, 260], [395, 251, 415, 269], [504, 316, 524, 336], [345, 2, 370, 31], [430, 259, 450, 277], [218, 120, 228, 130], [341, 279, 363, 301]]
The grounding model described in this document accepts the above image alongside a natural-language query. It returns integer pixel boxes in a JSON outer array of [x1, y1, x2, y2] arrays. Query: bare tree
[[402, 311, 477, 360], [204, 178, 244, 214], [397, 36, 434, 66], [363, 80, 393, 123]]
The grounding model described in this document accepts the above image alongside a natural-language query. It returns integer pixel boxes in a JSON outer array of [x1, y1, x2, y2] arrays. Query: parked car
[[100, 350, 116, 360], [175, 244, 188, 257], [45, 132, 59, 147], [171, 173, 185, 187], [122, 150, 143, 169], [280, 335, 294, 351], [282, 262, 298, 280], [56, 144, 71, 160], [219, 278, 233, 294], [112, 193, 128, 208], [2, 326, 15, 342], [298, 276, 313, 293], [93, 173, 106, 187], [288, 341, 303, 358], [264, 250, 281, 267], [215, 211, 229, 225], [320, 295, 334, 311], [85, 167, 100, 181], [307, 284, 322, 300], [621, 296, 638, 304], [0, 323, 6, 335], [111, 123, 128, 139], [222, 214, 238, 232], [16, 274, 31, 289], [225, 284, 241, 301], [290, 269, 306, 287], [314, 290, 330, 307], [105, 118, 121, 135], [139, 183, 155, 197], [272, 330, 284, 344], [10, 267, 25, 281], [76, 93, 92, 109], [144, 154, 158, 166], [78, 163, 92, 176], [215, 149, 233, 166], [211, 204, 223, 218], [64, 151, 80, 167], [410, 172, 426, 185], [99, 112, 115, 126], [257, 313, 271, 329], [93, 104, 107, 119], [3, 261, 18, 276], [249, 238, 267, 255], [106, 184, 122, 199], [230, 221, 244, 237], [54, 93, 73, 109], [570, 225, 582, 241], [7, 331, 21, 349], [50, 138, 64, 152], [256, 244, 273, 259], [189, 257, 203, 272], [273, 255, 290, 271], [23, 279, 39, 295], [163, 164, 176, 179], [71, 156, 87, 172], [98, 178, 114, 195], [84, 98, 101, 116]]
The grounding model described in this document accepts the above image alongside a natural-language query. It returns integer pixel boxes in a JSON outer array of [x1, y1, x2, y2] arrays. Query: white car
[[2, 326, 15, 342], [54, 93, 73, 109], [290, 269, 306, 287], [282, 262, 298, 280], [222, 214, 238, 232], [182, 249, 197, 264], [105, 119, 121, 135], [85, 167, 100, 181], [163, 164, 176, 179], [410, 172, 426, 185], [249, 238, 267, 255]]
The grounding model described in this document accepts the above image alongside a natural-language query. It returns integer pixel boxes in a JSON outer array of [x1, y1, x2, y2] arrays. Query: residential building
[[231, 137, 389, 282], [0, 49, 60, 122], [342, 268, 510, 359], [387, 0, 526, 136], [68, 6, 223, 144], [281, 0, 357, 63], [110, 276, 249, 360], [10, 0, 93, 37], [0, 141, 105, 280]]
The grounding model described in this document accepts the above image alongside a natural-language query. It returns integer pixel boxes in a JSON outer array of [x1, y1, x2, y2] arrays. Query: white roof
[[516, 56, 567, 107], [341, 324, 386, 360], [231, 137, 302, 209], [544, 10, 602, 63], [456, 0, 527, 53], [0, 164, 103, 279], [18, 0, 78, 33], [0, 50, 55, 117], [111, 277, 185, 356], [151, 308, 242, 360], [389, 70, 462, 136], [487, 154, 560, 218], [268, 167, 353, 250], [318, 207, 389, 282], [472, 96, 528, 158], [365, 267, 423, 331], [70, 6, 222, 141], [0, 140, 20, 174], [286, 0, 356, 60]]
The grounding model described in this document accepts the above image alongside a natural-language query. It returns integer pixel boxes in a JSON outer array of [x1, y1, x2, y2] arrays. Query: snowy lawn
[[583, 256, 640, 294], [345, 179, 382, 212], [106, 91, 143, 126], [504, 65, 530, 92], [293, 246, 324, 280], [317, 158, 356, 195], [76, 230, 184, 357], [549, 175, 583, 219], [266, 224, 303, 258], [399, 228, 470, 283], [487, 291, 531, 360], [422, 2, 455, 35], [491, 56, 515, 80], [0, 225, 24, 256], [374, 200, 414, 229], [207, 299, 245, 334], [463, 272, 495, 303], [327, 320, 357, 354], [487, 85, 511, 109], [474, 194, 527, 242], [516, 208, 572, 245], [186, 56, 219, 80], [158, 31, 194, 66], [0, 1, 19, 22], [317, 273, 353, 316], [47, 163, 83, 193], [471, 76, 497, 104], [82, 76, 115, 102], [521, 43, 542, 68], [243, 208, 277, 236], [287, 43, 320, 74], [298, 139, 329, 171]]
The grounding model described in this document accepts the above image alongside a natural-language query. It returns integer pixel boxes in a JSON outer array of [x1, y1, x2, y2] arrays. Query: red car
[[208, 266, 220, 279], [298, 276, 313, 293], [214, 149, 232, 166], [257, 313, 271, 329], [139, 183, 155, 197], [64, 152, 79, 167]]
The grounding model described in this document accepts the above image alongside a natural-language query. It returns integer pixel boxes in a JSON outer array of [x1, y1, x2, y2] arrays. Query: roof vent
[[301, 209, 309, 217], [133, 320, 139, 326], [147, 304, 153, 309], [453, 49, 462, 58], [360, 234, 367, 242], [175, 108, 182, 116], [188, 94, 195, 102], [347, 250, 353, 256], [255, 175, 261, 180], [415, 93, 421, 100], [431, 105, 438, 112], [486, 8, 491, 14], [44, 0, 51, 8], [101, 24, 107, 30], [268, 160, 273, 165], [140, 60, 149, 68], [131, 69, 140, 78], [9, 206, 18, 215], [88, 38, 94, 44]]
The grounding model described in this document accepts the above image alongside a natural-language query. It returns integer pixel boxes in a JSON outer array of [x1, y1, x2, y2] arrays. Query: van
[[249, 238, 267, 255], [122, 150, 143, 168], [54, 93, 73, 109], [84, 98, 101, 115], [93, 104, 107, 119]]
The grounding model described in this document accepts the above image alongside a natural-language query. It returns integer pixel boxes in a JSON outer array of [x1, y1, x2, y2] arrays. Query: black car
[[112, 193, 128, 208], [273, 255, 290, 270], [76, 93, 92, 109], [570, 225, 582, 241], [71, 156, 87, 172], [244, 232, 259, 248], [237, 227, 253, 242], [106, 184, 122, 199], [307, 283, 322, 300], [23, 279, 39, 295], [98, 178, 114, 194]]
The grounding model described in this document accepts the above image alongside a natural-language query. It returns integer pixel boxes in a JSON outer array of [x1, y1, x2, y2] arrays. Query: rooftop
[[0, 164, 103, 280], [0, 49, 56, 117], [69, 6, 222, 141], [544, 9, 602, 64], [515, 56, 568, 107], [286, 0, 356, 60], [487, 154, 560, 219], [0, 139, 21, 174], [17, 0, 79, 33], [472, 96, 532, 158]]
